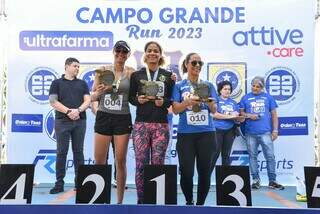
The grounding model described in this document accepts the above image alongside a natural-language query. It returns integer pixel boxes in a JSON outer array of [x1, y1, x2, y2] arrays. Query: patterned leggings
[[132, 122, 169, 203]]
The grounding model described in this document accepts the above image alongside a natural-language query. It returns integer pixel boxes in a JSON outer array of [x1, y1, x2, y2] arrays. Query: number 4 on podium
[[0, 164, 35, 204]]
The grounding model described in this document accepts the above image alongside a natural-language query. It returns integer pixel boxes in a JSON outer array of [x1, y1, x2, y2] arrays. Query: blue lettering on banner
[[33, 149, 95, 174], [76, 7, 153, 24], [278, 116, 308, 135], [19, 31, 113, 51], [232, 26, 303, 46], [76, 7, 245, 24], [11, 114, 43, 133], [230, 150, 293, 171], [75, 7, 246, 39]]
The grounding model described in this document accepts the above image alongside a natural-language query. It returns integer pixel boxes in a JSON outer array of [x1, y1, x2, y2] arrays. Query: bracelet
[[272, 130, 278, 133], [65, 109, 72, 115], [78, 107, 82, 113]]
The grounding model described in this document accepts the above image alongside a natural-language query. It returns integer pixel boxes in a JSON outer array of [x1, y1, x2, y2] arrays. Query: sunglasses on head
[[190, 60, 204, 67], [115, 48, 129, 54]]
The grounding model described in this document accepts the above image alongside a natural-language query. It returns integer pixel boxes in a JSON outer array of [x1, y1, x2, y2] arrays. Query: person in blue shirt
[[172, 53, 218, 205], [212, 81, 244, 166], [239, 76, 284, 190]]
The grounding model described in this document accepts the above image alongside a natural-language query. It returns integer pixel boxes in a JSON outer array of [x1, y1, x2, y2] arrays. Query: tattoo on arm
[[49, 94, 58, 104]]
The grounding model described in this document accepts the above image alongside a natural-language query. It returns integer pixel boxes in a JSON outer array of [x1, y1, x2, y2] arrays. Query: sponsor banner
[[20, 31, 113, 51], [7, 0, 315, 185], [11, 114, 43, 133], [278, 116, 308, 136]]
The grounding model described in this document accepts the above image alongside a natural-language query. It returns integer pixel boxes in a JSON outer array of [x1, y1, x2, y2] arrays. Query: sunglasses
[[190, 60, 204, 67], [115, 48, 129, 54]]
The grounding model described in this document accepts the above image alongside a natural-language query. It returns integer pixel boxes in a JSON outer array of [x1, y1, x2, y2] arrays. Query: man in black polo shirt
[[48, 57, 90, 194]]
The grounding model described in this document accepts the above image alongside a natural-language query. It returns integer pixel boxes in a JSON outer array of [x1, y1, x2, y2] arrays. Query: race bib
[[103, 94, 123, 111], [155, 81, 165, 97], [186, 110, 209, 126]]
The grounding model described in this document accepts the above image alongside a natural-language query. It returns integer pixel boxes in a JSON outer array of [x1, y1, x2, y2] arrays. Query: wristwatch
[[78, 107, 82, 113]]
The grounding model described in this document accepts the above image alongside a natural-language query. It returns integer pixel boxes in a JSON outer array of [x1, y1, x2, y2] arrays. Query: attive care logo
[[208, 63, 246, 102], [25, 67, 59, 104], [20, 31, 113, 51], [232, 26, 304, 58], [265, 67, 300, 105], [45, 109, 56, 141]]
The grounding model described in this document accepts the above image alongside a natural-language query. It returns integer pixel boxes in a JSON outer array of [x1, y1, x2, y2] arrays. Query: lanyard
[[112, 67, 125, 93], [187, 78, 201, 94], [146, 66, 159, 82]]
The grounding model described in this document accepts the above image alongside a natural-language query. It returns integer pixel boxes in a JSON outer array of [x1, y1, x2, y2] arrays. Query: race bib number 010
[[186, 110, 209, 126]]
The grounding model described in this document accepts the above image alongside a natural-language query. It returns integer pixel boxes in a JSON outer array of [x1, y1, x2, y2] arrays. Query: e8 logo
[[265, 68, 298, 102], [26, 67, 58, 104]]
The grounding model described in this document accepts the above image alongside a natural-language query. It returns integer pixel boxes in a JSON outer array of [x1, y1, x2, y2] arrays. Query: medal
[[192, 104, 201, 113]]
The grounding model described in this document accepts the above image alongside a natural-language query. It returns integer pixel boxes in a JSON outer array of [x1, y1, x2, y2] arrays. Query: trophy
[[192, 83, 214, 112], [140, 80, 160, 100], [95, 68, 119, 100], [95, 68, 115, 86]]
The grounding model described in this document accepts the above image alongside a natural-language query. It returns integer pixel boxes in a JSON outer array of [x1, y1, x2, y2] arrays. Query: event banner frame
[[6, 0, 315, 185]]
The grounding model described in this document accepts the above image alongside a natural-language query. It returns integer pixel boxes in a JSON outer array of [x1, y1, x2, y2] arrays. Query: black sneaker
[[251, 180, 261, 189], [186, 200, 194, 205], [49, 186, 64, 194], [268, 181, 285, 190]]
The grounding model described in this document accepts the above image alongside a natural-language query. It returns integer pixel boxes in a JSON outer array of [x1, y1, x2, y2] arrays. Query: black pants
[[213, 128, 235, 166], [55, 119, 86, 187], [176, 131, 217, 205]]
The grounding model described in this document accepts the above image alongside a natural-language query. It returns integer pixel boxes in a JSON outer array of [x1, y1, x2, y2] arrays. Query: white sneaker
[[112, 179, 117, 188]]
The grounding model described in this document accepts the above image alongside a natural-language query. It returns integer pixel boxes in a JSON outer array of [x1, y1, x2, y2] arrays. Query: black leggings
[[176, 131, 217, 205], [213, 128, 235, 166]]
